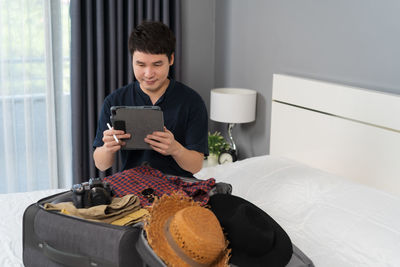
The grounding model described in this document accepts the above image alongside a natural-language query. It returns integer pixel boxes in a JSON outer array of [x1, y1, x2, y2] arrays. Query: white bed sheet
[[0, 188, 66, 267], [196, 155, 400, 267]]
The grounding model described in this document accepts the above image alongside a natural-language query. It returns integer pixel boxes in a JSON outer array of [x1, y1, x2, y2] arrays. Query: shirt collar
[[134, 78, 175, 106]]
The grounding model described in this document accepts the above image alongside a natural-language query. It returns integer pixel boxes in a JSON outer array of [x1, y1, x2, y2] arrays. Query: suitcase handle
[[39, 241, 114, 267]]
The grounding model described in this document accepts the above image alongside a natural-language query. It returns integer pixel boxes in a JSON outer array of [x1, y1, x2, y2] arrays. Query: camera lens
[[72, 184, 84, 194], [90, 187, 111, 206]]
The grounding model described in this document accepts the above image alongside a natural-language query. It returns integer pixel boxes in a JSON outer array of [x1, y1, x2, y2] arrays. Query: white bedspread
[[196, 155, 400, 267], [0, 188, 66, 267]]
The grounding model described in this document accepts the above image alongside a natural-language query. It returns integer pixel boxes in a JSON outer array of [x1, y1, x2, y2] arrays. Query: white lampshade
[[210, 88, 257, 123]]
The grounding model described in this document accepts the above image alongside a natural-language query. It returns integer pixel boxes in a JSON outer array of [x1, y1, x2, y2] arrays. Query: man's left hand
[[144, 126, 183, 156]]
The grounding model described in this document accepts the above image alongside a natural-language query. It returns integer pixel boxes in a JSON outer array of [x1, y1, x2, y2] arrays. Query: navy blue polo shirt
[[93, 79, 209, 177]]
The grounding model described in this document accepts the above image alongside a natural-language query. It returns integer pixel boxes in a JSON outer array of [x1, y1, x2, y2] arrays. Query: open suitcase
[[23, 190, 146, 267], [22, 171, 233, 267], [23, 186, 313, 267]]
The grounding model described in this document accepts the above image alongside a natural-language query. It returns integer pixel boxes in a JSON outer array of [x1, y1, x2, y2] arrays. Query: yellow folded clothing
[[111, 208, 149, 226], [44, 194, 141, 224]]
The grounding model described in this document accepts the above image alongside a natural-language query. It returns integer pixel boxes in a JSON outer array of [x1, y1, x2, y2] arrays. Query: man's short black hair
[[128, 21, 176, 61]]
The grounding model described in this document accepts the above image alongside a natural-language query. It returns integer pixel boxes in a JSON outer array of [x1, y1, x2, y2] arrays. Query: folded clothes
[[44, 194, 145, 224], [111, 208, 149, 226], [104, 166, 216, 206]]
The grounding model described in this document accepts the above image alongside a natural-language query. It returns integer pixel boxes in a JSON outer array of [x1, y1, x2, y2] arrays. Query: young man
[[93, 21, 208, 177]]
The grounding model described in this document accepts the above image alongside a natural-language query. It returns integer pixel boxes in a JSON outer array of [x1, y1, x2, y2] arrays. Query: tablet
[[110, 106, 164, 150]]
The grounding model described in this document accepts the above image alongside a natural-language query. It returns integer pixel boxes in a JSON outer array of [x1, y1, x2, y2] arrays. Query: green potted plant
[[207, 131, 230, 166]]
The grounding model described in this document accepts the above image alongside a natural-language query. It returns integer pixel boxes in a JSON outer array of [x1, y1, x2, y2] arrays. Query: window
[[0, 0, 71, 193]]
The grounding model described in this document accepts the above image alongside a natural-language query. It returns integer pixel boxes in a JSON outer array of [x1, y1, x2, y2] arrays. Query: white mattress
[[0, 188, 66, 267], [196, 155, 400, 267], [1, 155, 399, 267]]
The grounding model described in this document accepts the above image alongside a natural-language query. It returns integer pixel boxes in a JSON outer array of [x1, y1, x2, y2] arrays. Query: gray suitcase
[[23, 178, 233, 267], [23, 190, 145, 267]]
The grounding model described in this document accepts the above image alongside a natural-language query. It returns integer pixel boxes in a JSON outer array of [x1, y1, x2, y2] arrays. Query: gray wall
[[181, 0, 215, 113], [182, 0, 400, 159]]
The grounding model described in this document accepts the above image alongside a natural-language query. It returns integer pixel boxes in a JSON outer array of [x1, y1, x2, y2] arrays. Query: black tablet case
[[110, 106, 164, 150]]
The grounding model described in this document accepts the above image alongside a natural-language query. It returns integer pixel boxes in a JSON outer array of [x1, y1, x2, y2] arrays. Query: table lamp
[[210, 88, 257, 158]]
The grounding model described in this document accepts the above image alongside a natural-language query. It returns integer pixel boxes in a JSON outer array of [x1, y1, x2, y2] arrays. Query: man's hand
[[145, 126, 204, 174], [102, 128, 131, 153], [144, 127, 182, 156], [94, 127, 131, 171]]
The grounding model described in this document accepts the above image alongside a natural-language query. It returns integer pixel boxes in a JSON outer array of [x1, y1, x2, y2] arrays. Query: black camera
[[71, 178, 114, 208]]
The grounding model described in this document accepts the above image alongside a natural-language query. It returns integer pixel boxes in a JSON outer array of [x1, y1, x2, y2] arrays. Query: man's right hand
[[94, 128, 131, 171], [102, 128, 131, 153]]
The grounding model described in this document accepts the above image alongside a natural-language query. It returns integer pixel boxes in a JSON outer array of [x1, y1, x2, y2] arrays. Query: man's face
[[132, 51, 174, 93]]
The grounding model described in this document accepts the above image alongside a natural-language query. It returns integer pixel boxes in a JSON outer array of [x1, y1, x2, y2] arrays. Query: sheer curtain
[[0, 0, 72, 193]]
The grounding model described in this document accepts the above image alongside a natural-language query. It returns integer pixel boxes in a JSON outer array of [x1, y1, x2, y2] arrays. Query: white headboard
[[270, 74, 400, 196]]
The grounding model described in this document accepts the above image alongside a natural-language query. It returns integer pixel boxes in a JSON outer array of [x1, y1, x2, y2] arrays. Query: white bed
[[196, 155, 400, 267], [0, 188, 66, 266], [2, 74, 400, 267]]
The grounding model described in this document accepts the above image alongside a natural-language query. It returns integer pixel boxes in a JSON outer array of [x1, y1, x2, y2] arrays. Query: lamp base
[[227, 123, 237, 155]]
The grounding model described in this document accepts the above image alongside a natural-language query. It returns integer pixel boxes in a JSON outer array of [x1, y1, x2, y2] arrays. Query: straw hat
[[145, 193, 230, 267]]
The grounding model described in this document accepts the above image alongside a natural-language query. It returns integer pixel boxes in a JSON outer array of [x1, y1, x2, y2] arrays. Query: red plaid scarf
[[104, 166, 216, 206]]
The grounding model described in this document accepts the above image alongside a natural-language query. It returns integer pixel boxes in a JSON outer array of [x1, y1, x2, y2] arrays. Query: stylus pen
[[107, 123, 119, 143]]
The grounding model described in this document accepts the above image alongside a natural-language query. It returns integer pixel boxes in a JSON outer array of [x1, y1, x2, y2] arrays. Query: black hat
[[208, 194, 293, 267]]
